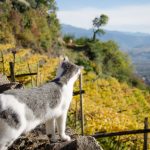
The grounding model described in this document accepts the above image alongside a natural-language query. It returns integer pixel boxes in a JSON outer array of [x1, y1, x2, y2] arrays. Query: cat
[[0, 57, 83, 150]]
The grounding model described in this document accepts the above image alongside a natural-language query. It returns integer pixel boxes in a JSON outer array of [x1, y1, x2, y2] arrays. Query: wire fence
[[92, 118, 149, 150], [1, 51, 150, 149]]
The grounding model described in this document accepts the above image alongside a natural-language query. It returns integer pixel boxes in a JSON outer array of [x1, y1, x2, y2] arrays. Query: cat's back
[[2, 82, 63, 118]]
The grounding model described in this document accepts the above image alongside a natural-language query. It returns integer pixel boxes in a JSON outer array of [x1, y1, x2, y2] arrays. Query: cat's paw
[[0, 146, 7, 150], [47, 134, 58, 143], [50, 138, 58, 143], [61, 135, 71, 142]]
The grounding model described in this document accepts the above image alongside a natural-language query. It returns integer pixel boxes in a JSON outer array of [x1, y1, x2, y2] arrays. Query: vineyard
[[70, 72, 150, 149], [1, 44, 150, 149], [0, 43, 58, 86], [1, 0, 149, 149]]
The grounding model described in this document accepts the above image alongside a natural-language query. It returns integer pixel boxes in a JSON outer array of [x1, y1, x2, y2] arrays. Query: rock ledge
[[9, 126, 103, 150]]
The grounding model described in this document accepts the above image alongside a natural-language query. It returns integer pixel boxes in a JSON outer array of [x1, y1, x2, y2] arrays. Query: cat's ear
[[79, 66, 84, 70], [63, 56, 69, 62], [59, 56, 69, 63], [59, 55, 64, 61]]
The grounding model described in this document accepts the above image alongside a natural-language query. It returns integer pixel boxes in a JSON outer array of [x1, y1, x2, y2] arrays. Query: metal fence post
[[79, 73, 84, 135], [144, 117, 148, 150]]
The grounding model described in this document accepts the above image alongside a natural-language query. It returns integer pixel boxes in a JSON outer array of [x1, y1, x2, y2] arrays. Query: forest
[[0, 0, 150, 149]]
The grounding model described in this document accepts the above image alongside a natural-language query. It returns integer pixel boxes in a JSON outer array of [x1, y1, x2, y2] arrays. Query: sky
[[56, 0, 150, 33]]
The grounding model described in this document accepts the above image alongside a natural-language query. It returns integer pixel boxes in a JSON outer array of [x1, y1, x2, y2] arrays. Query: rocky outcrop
[[0, 74, 10, 85], [9, 125, 103, 150], [0, 74, 23, 93]]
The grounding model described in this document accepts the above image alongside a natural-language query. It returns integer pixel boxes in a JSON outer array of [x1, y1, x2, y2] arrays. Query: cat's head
[[56, 56, 83, 84]]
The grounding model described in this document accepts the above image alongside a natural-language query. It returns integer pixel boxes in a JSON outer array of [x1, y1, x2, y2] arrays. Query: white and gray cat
[[0, 57, 83, 150]]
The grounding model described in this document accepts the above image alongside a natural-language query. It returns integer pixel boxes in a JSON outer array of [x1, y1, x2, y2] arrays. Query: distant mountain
[[61, 24, 150, 78], [61, 24, 150, 53]]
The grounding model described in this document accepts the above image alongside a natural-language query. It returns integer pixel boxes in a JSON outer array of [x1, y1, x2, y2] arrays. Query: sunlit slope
[[1, 44, 150, 136], [72, 72, 150, 134]]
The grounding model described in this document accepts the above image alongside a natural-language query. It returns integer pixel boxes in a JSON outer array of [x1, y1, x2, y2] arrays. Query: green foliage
[[92, 14, 109, 41], [75, 37, 90, 45], [65, 37, 147, 89], [98, 136, 143, 150], [93, 14, 109, 28], [100, 41, 133, 81], [76, 58, 94, 72], [128, 75, 148, 90], [63, 34, 75, 44], [12, 0, 30, 12], [73, 39, 133, 83], [0, 0, 60, 52]]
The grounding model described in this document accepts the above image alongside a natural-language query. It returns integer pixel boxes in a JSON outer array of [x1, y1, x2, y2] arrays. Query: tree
[[92, 14, 109, 41], [0, 0, 60, 52], [34, 0, 57, 10]]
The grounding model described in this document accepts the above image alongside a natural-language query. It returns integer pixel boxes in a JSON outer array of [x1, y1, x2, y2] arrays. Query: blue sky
[[56, 0, 150, 10], [56, 0, 150, 33]]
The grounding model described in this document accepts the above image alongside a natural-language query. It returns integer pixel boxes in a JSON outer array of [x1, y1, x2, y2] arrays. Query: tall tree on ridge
[[92, 14, 109, 41]]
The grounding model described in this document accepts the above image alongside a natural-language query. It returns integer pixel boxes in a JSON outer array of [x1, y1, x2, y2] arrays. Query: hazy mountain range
[[61, 24, 150, 77]]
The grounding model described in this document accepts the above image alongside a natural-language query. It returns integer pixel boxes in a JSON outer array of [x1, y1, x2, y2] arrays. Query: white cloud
[[57, 5, 150, 33]]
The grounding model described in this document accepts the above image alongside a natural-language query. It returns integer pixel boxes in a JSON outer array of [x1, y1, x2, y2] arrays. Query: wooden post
[[12, 49, 16, 68], [28, 64, 33, 87], [79, 73, 84, 135], [36, 62, 39, 86], [9, 62, 15, 82], [12, 49, 16, 61], [144, 117, 148, 150], [39, 72, 42, 86], [1, 52, 5, 74], [75, 99, 78, 129]]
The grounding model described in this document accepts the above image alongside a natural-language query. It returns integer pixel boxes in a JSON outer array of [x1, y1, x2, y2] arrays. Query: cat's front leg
[[56, 113, 71, 141], [0, 145, 7, 150], [46, 119, 57, 142]]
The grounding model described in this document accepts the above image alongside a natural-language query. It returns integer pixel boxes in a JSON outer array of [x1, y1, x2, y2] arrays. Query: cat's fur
[[0, 57, 82, 150]]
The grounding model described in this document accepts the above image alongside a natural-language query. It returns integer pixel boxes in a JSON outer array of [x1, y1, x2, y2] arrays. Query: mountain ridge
[[61, 24, 150, 78], [61, 24, 150, 53]]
